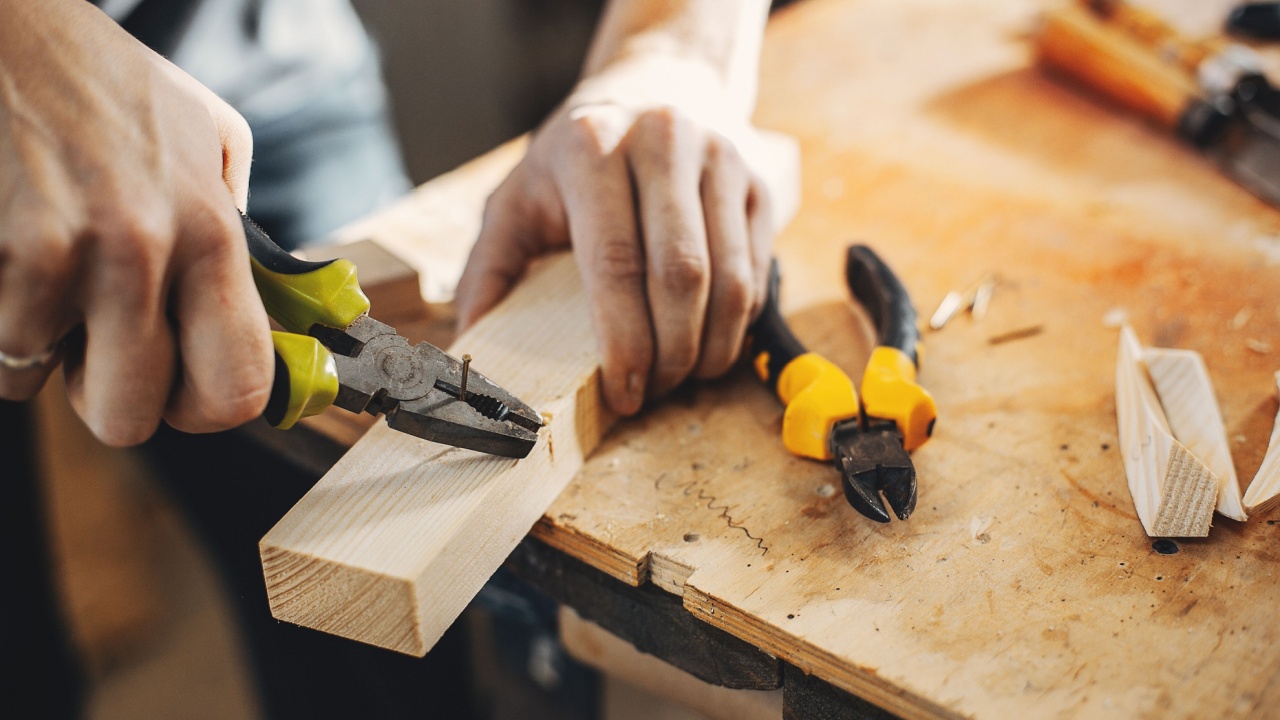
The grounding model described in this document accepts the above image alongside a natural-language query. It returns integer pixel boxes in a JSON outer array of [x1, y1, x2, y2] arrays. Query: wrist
[[566, 51, 753, 132]]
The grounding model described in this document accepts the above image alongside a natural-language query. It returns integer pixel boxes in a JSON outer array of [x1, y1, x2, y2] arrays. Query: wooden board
[[524, 1, 1280, 719], [260, 253, 608, 655]]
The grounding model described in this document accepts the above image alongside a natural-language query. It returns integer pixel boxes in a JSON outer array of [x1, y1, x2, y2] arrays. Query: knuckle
[[99, 210, 172, 275], [205, 377, 271, 428], [705, 133, 747, 177], [656, 250, 709, 292], [0, 373, 44, 402], [91, 415, 158, 448], [592, 237, 646, 282], [636, 106, 682, 138], [567, 113, 612, 157], [189, 203, 244, 261], [717, 267, 754, 318], [655, 342, 699, 385], [10, 225, 75, 286]]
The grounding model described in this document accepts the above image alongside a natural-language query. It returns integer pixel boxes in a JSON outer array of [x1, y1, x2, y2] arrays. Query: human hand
[[455, 53, 775, 416], [0, 0, 273, 446]]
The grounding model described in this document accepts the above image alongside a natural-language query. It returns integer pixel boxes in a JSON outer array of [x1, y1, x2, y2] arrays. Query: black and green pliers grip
[[242, 214, 370, 429]]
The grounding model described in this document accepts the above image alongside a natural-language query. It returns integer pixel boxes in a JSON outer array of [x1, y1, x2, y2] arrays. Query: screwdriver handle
[[263, 331, 340, 429], [242, 214, 371, 335], [1036, 3, 1199, 130], [845, 245, 936, 452], [1081, 0, 1222, 76]]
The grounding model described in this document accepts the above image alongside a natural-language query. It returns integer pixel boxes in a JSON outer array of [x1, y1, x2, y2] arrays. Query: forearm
[[574, 0, 771, 122]]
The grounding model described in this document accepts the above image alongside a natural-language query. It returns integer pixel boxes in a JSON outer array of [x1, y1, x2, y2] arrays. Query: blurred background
[[358, 0, 600, 185]]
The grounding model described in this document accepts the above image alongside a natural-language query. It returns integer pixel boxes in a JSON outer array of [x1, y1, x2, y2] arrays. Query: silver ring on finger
[[0, 345, 57, 371]]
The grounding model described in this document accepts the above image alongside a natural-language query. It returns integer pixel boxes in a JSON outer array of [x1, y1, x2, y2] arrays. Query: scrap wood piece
[[1242, 371, 1280, 514], [261, 253, 607, 655], [1142, 347, 1247, 521], [1115, 326, 1217, 537]]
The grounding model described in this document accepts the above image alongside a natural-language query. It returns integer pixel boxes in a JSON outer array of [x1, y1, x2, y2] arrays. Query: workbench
[[258, 0, 1280, 718]]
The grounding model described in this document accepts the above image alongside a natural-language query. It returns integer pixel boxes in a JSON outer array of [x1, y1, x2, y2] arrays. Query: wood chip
[[988, 325, 1044, 345]]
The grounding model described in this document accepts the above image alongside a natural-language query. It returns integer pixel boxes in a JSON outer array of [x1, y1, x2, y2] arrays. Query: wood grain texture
[[529, 1, 1280, 719], [1143, 345, 1247, 521], [1242, 372, 1280, 513], [1116, 327, 1217, 536], [261, 254, 607, 655]]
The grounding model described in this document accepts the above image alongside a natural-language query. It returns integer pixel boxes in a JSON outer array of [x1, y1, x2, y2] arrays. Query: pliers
[[750, 245, 937, 522], [243, 214, 543, 458]]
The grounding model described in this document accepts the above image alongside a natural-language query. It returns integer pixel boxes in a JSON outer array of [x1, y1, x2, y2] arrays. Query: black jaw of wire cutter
[[314, 315, 543, 458], [831, 420, 917, 523]]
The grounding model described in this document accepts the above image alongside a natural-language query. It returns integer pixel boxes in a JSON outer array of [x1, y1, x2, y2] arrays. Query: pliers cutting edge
[[750, 245, 937, 522], [243, 215, 543, 458]]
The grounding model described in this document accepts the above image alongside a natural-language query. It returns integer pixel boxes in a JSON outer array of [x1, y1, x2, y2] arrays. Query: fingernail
[[626, 372, 644, 409]]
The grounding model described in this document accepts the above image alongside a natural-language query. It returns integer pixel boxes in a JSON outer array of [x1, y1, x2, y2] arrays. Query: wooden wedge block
[[1115, 326, 1218, 537], [1142, 347, 1247, 521], [1243, 371, 1280, 514]]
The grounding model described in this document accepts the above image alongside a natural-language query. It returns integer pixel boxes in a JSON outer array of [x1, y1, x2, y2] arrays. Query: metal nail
[[460, 354, 472, 401]]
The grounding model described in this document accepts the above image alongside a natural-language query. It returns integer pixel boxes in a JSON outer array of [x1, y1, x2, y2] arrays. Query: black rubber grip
[[263, 352, 291, 428], [241, 213, 335, 275], [845, 244, 920, 366], [749, 258, 807, 392]]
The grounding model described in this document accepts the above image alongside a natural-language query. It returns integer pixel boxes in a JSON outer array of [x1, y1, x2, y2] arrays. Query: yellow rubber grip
[[775, 352, 861, 461], [267, 331, 340, 430], [860, 346, 937, 451], [251, 257, 370, 335]]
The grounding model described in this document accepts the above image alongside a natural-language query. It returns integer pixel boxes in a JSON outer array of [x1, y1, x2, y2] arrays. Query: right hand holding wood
[[0, 0, 273, 446]]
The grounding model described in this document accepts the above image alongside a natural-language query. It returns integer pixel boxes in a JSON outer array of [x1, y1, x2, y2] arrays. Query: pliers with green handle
[[243, 214, 543, 458], [750, 244, 937, 522]]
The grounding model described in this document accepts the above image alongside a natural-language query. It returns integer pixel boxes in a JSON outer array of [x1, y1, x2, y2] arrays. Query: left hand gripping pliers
[[750, 245, 937, 522], [243, 215, 542, 458]]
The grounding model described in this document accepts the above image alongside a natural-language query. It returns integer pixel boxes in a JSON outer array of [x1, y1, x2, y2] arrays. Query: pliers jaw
[[323, 315, 543, 458], [832, 420, 917, 523]]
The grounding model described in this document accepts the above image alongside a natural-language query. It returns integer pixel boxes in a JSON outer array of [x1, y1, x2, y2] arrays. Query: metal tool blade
[[832, 423, 917, 523], [324, 315, 543, 458]]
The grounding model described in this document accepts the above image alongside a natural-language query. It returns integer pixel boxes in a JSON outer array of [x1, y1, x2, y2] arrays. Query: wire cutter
[[242, 214, 543, 458], [750, 245, 937, 522]]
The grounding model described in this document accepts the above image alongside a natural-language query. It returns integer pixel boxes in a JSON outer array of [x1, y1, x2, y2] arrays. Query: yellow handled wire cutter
[[750, 245, 937, 522]]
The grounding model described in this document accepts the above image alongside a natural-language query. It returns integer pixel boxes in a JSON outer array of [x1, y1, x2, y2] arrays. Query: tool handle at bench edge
[[1036, 4, 1199, 130], [242, 213, 371, 335]]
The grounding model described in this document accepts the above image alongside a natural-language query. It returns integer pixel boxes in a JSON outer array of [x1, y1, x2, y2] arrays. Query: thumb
[[455, 175, 552, 331], [212, 105, 253, 211], [155, 59, 254, 210]]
